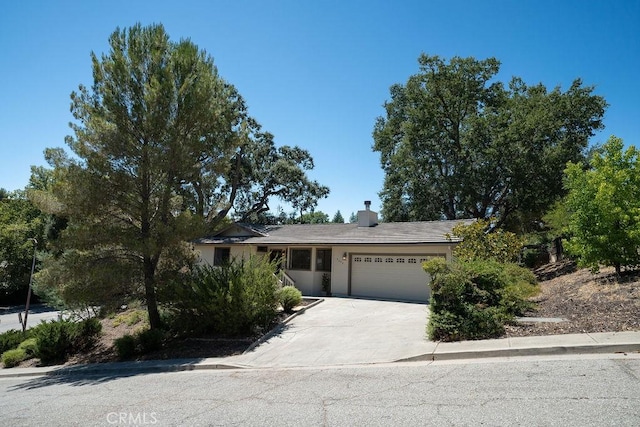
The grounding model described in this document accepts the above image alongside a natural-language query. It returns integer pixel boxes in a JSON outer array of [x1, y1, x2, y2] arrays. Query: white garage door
[[350, 254, 441, 302]]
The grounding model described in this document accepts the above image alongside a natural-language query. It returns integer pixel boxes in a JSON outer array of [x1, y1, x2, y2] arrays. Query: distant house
[[193, 202, 473, 303]]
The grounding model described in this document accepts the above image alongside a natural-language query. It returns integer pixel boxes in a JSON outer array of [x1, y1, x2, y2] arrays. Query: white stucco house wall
[[193, 203, 473, 303]]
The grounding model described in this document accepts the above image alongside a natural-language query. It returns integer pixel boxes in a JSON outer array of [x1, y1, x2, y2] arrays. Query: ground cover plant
[[1, 317, 102, 367]]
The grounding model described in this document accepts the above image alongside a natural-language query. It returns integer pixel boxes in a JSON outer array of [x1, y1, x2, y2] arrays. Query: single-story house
[[193, 202, 474, 303]]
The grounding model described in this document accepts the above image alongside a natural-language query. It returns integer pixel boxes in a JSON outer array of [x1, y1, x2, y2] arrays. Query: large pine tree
[[40, 24, 328, 328]]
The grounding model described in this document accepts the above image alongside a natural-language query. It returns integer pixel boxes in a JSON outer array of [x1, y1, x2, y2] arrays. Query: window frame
[[213, 247, 231, 266], [315, 248, 332, 272], [289, 248, 312, 270]]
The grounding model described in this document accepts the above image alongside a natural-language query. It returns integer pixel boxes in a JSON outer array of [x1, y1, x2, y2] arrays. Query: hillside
[[505, 261, 640, 337]]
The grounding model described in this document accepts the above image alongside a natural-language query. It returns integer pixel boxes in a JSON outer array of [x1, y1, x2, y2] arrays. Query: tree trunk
[[615, 262, 622, 276], [144, 256, 162, 330]]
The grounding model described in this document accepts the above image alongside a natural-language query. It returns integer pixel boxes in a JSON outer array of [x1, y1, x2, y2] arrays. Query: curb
[[397, 343, 640, 363], [3, 341, 638, 379]]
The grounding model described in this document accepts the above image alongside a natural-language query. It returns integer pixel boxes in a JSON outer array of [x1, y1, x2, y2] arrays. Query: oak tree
[[373, 54, 606, 230]]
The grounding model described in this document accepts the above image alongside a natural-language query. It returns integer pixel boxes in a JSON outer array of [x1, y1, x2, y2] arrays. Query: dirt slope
[[505, 261, 640, 337]]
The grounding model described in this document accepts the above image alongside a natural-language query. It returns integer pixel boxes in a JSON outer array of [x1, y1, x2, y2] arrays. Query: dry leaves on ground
[[505, 262, 640, 337]]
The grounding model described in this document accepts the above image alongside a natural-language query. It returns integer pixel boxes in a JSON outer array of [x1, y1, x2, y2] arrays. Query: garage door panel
[[350, 255, 437, 302]]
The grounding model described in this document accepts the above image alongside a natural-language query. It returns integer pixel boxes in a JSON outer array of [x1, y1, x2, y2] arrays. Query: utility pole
[[18, 238, 37, 333]]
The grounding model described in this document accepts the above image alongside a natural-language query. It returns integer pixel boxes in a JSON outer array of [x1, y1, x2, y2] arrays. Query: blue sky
[[1, 1, 638, 219]]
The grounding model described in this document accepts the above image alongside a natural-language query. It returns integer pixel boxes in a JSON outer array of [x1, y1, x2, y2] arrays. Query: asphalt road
[[0, 305, 62, 333], [1, 354, 639, 426]]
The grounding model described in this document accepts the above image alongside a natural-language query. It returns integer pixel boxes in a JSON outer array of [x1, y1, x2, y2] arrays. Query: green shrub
[[427, 263, 472, 315], [422, 257, 448, 276], [136, 329, 164, 354], [114, 334, 137, 360], [448, 219, 526, 263], [463, 306, 506, 339], [32, 318, 102, 365], [162, 255, 280, 336], [521, 246, 550, 268], [428, 305, 505, 342], [2, 348, 26, 368], [461, 259, 508, 306], [461, 259, 539, 317], [113, 328, 164, 359], [33, 320, 73, 365], [425, 258, 538, 341], [499, 263, 539, 316], [70, 317, 102, 352], [18, 338, 38, 358], [0, 329, 30, 354], [427, 311, 464, 342], [278, 286, 302, 313]]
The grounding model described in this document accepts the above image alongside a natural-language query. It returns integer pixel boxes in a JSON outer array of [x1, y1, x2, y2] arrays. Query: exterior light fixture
[[342, 252, 347, 261]]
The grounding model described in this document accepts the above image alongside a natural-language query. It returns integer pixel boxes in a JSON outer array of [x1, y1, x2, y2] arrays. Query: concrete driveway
[[233, 297, 436, 368]]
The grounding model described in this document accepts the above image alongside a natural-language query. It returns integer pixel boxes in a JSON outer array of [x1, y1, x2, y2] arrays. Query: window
[[316, 249, 332, 272], [408, 258, 417, 264], [385, 257, 394, 263], [354, 256, 362, 262], [396, 258, 405, 263], [213, 247, 230, 266], [364, 257, 372, 262], [374, 257, 383, 263], [290, 249, 312, 270]]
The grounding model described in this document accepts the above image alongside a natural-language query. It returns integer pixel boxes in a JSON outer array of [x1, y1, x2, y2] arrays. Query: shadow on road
[[8, 358, 207, 390]]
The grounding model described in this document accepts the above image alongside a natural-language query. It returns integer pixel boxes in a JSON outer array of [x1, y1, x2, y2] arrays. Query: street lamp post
[[19, 238, 37, 333]]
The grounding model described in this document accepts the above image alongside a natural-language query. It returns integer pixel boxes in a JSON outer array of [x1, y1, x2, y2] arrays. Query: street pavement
[[0, 305, 62, 333], [1, 297, 640, 377], [3, 356, 639, 426]]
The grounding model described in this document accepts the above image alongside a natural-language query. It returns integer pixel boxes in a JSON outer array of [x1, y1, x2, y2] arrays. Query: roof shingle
[[194, 219, 474, 245]]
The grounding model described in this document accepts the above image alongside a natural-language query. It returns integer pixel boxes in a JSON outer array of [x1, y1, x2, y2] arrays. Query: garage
[[194, 212, 471, 299], [350, 254, 440, 302]]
